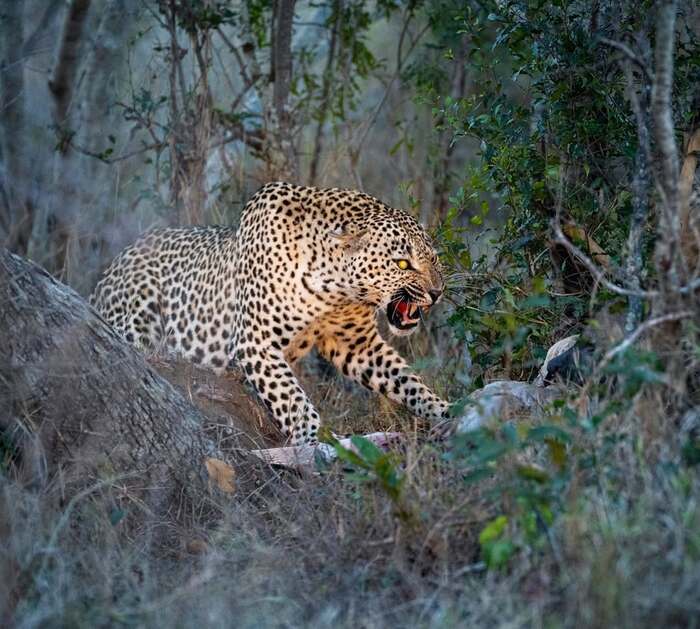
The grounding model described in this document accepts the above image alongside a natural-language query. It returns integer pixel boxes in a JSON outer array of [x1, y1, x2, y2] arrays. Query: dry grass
[[2, 364, 699, 629]]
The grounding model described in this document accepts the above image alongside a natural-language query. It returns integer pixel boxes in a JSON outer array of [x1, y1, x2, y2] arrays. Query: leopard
[[90, 181, 453, 444]]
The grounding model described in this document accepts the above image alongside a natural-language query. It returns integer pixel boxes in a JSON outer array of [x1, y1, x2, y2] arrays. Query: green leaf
[[546, 437, 567, 470], [501, 422, 519, 446], [527, 425, 572, 444], [350, 435, 383, 466], [479, 515, 508, 544], [682, 438, 700, 467], [388, 138, 404, 156], [462, 466, 493, 484], [479, 516, 515, 569], [473, 438, 509, 464], [330, 439, 367, 468], [484, 539, 515, 569], [109, 508, 125, 526], [517, 465, 549, 483]]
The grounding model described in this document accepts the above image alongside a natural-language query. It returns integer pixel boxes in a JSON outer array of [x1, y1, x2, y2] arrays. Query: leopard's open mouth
[[386, 295, 426, 331]]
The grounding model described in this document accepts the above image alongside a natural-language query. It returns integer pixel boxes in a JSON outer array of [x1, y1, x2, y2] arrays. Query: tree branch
[[598, 310, 692, 371], [600, 37, 653, 83], [216, 27, 255, 90], [20, 2, 62, 59], [552, 220, 657, 298]]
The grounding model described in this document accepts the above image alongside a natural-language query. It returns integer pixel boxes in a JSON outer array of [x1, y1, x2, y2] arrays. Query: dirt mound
[[150, 358, 282, 450]]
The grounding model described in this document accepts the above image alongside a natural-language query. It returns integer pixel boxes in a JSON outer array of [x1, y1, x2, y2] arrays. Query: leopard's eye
[[396, 259, 410, 270]]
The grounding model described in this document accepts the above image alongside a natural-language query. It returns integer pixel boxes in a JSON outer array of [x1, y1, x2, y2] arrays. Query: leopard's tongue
[[396, 300, 419, 324]]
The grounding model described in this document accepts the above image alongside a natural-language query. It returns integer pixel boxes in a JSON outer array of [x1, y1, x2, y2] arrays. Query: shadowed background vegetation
[[1, 0, 699, 627]]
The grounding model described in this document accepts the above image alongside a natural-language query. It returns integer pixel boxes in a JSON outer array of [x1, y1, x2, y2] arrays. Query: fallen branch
[[250, 432, 403, 471]]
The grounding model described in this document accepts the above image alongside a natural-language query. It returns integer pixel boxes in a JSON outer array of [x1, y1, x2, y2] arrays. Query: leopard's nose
[[428, 288, 443, 305]]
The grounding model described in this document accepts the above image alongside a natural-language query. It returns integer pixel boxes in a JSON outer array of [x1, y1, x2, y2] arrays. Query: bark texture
[[269, 0, 298, 180], [0, 249, 223, 516]]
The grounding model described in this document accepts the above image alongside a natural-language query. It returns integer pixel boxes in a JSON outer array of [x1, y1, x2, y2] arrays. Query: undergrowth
[[2, 373, 699, 628]]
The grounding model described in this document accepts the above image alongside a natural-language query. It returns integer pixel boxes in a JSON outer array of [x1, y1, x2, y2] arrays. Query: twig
[[551, 161, 659, 300], [20, 3, 62, 59], [215, 27, 256, 89], [72, 140, 164, 163], [599, 37, 653, 82], [208, 127, 265, 153], [597, 310, 693, 371], [552, 220, 658, 298], [351, 16, 429, 159], [678, 277, 700, 295]]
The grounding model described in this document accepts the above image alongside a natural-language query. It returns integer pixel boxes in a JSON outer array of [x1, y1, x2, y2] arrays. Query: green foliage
[[449, 415, 569, 569], [446, 345, 689, 571], [447, 268, 583, 382], [412, 1, 698, 380], [478, 515, 516, 569], [682, 436, 700, 467], [322, 434, 407, 512]]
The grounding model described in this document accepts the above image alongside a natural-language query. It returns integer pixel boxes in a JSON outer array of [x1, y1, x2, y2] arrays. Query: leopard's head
[[332, 208, 445, 336]]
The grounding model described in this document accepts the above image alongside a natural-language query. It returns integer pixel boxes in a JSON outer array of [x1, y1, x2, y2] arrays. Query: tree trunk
[[49, 0, 92, 127], [0, 249, 226, 522], [0, 0, 135, 294], [270, 0, 298, 180], [0, 1, 31, 253], [309, 0, 340, 185]]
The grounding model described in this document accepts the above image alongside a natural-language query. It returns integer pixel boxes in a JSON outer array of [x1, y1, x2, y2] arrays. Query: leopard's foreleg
[[318, 327, 450, 425], [238, 345, 322, 444]]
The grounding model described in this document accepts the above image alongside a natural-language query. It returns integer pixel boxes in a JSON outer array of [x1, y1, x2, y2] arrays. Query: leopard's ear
[[330, 226, 370, 254]]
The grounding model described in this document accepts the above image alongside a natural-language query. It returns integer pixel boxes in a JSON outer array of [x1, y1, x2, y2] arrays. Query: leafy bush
[[415, 0, 699, 378]]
